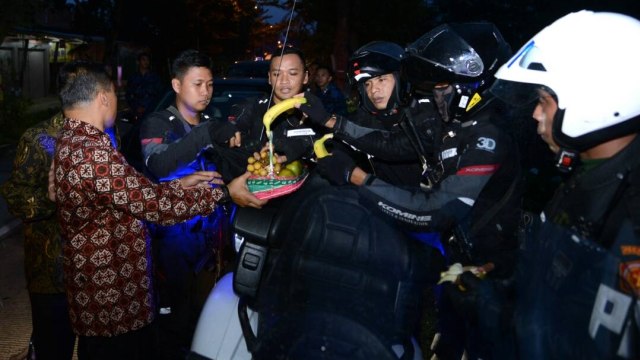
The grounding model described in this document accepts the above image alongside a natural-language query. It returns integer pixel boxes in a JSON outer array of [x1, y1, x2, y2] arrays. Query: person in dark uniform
[[301, 23, 522, 359], [300, 41, 439, 189], [460, 10, 640, 359], [312, 64, 348, 116], [139, 49, 253, 359], [125, 52, 164, 122], [223, 47, 326, 178]]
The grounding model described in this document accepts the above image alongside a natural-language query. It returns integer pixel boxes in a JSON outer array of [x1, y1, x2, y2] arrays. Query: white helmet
[[491, 10, 640, 152]]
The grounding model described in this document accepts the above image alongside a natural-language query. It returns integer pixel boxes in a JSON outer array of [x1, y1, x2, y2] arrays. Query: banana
[[437, 263, 464, 285], [437, 262, 494, 290], [313, 133, 334, 159], [263, 97, 307, 137]]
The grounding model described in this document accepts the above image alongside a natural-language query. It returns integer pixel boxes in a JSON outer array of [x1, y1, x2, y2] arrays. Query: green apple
[[285, 160, 303, 177], [278, 168, 296, 178]]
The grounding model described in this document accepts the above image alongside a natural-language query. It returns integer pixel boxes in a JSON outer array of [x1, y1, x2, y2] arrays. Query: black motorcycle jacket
[[356, 98, 522, 275], [229, 95, 325, 161], [332, 98, 439, 187], [140, 105, 216, 181]]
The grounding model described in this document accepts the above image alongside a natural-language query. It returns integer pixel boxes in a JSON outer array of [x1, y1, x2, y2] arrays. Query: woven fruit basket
[[247, 170, 309, 200]]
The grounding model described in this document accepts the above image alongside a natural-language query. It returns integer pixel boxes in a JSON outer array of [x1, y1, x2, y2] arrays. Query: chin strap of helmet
[[554, 148, 579, 173], [551, 106, 579, 173]]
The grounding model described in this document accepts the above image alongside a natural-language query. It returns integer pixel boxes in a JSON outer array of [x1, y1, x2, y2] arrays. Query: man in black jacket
[[301, 23, 521, 359], [224, 47, 325, 173], [139, 49, 262, 359]]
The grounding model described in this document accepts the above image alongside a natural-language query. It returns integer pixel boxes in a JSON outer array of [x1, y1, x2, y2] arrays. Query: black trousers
[[29, 292, 76, 360], [77, 322, 157, 360]]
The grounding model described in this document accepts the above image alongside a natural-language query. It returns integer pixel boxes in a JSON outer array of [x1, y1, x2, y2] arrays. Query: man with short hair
[[228, 47, 321, 166], [125, 52, 164, 121], [53, 60, 264, 359], [313, 64, 348, 116], [139, 49, 242, 358]]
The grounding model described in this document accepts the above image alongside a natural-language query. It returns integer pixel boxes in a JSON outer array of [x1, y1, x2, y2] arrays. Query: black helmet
[[404, 22, 511, 122], [347, 41, 409, 114]]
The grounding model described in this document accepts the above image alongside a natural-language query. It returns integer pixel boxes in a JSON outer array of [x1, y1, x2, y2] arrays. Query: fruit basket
[[245, 154, 308, 200], [248, 97, 310, 200], [247, 170, 309, 200]]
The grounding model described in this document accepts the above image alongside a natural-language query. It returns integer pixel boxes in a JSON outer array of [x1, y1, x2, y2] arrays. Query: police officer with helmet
[[300, 22, 523, 359], [460, 10, 640, 359]]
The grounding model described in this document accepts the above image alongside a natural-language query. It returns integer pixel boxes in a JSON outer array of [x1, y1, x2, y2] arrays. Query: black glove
[[443, 272, 483, 318], [300, 93, 331, 127], [209, 120, 238, 146], [316, 148, 356, 185], [444, 271, 506, 325]]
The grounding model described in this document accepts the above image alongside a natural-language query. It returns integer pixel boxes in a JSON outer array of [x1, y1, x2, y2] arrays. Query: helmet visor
[[407, 25, 484, 78], [490, 79, 541, 107]]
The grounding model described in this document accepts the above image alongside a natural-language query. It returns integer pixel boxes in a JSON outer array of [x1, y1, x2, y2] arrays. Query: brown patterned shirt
[[54, 118, 224, 337]]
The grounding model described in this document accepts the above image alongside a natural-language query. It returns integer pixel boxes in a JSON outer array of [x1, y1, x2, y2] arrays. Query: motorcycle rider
[[300, 40, 439, 189], [301, 22, 522, 359], [452, 10, 640, 359]]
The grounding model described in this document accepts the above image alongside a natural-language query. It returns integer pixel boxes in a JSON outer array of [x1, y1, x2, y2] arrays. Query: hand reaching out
[[227, 172, 268, 208], [179, 171, 225, 188]]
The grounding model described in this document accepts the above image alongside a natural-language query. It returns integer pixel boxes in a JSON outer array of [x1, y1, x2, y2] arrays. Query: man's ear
[[303, 70, 309, 85], [99, 90, 110, 107], [171, 78, 181, 93]]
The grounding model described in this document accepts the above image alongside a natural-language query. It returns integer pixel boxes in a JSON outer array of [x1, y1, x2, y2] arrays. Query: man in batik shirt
[[1, 112, 76, 359], [52, 61, 265, 359]]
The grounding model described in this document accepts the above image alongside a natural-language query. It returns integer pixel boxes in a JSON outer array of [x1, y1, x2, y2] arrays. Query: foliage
[[288, 0, 432, 63], [52, 0, 280, 71]]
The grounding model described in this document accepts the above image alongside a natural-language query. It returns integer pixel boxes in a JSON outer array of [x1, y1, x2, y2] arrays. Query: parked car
[[226, 60, 270, 78], [117, 77, 270, 171]]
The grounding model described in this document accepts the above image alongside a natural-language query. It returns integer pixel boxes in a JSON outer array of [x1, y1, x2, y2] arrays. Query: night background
[[1, 1, 640, 358], [2, 0, 640, 191], [3, 0, 640, 86], [0, 0, 639, 205]]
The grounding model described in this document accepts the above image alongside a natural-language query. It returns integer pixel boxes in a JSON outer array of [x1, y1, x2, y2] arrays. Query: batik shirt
[[0, 112, 65, 294], [54, 118, 225, 337]]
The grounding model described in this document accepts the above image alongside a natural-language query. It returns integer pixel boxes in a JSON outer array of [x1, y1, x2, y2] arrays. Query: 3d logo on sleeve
[[476, 137, 496, 151]]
